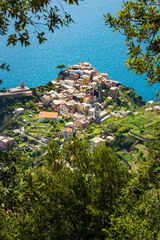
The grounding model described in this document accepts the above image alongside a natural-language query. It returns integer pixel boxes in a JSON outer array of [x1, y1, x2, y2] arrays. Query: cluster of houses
[[144, 100, 160, 112], [3, 62, 157, 149], [37, 62, 122, 137]]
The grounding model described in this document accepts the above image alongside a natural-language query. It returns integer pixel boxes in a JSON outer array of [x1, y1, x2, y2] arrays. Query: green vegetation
[[84, 109, 159, 167], [105, 0, 160, 84], [0, 96, 33, 126], [0, 80, 159, 239], [0, 0, 79, 47], [0, 82, 159, 165], [0, 133, 159, 239], [105, 126, 160, 239], [0, 141, 129, 239], [0, 88, 159, 239], [0, 0, 79, 82], [57, 64, 66, 71], [0, 1, 160, 238]]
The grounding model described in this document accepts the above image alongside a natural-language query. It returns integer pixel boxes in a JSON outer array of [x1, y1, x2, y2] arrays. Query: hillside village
[[0, 62, 159, 168], [38, 62, 132, 127]]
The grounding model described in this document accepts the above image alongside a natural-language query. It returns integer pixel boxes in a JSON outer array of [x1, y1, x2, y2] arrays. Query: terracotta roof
[[39, 112, 58, 119], [65, 127, 74, 133]]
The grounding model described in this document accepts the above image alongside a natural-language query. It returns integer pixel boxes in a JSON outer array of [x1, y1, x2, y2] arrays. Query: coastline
[[0, 63, 159, 167], [1, 64, 159, 102]]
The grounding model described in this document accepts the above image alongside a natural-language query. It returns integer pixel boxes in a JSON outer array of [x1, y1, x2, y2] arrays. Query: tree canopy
[[0, 130, 159, 239], [0, 140, 129, 240], [105, 123, 160, 240], [0, 0, 80, 80], [0, 0, 79, 46], [105, 0, 160, 84]]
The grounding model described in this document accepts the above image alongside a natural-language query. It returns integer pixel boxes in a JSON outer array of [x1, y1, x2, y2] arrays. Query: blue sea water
[[0, 0, 159, 101]]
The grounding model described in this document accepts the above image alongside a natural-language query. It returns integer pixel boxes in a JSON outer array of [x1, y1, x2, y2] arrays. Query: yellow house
[[77, 104, 85, 112], [80, 85, 88, 93], [82, 75, 90, 85]]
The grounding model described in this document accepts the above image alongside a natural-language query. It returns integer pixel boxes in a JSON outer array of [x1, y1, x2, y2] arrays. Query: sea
[[0, 0, 159, 101]]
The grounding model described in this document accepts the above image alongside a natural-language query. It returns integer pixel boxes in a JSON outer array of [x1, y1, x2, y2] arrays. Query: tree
[[0, 0, 79, 46], [0, 140, 129, 240], [57, 64, 66, 71], [19, 81, 25, 88], [105, 0, 160, 84], [0, 0, 80, 83], [105, 122, 160, 240]]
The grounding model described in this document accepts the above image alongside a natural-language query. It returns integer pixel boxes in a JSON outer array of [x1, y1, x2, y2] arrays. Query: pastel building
[[0, 86, 32, 98]]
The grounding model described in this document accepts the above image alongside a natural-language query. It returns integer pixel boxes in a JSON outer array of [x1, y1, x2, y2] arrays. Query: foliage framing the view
[[105, 0, 160, 84], [0, 0, 80, 83], [0, 0, 80, 46]]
